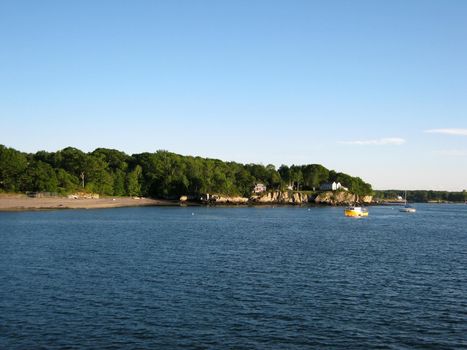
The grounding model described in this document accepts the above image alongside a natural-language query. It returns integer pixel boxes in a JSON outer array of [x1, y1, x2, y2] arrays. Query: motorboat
[[344, 206, 369, 217]]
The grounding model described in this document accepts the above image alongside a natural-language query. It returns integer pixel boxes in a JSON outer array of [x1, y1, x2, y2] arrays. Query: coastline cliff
[[195, 191, 373, 206], [313, 191, 373, 205]]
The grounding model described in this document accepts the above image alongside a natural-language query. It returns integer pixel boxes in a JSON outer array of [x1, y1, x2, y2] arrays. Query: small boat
[[399, 190, 416, 213], [345, 206, 368, 217], [400, 206, 416, 213]]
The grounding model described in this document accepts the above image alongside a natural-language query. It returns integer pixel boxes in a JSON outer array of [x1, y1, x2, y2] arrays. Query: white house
[[319, 182, 347, 191], [253, 183, 267, 193]]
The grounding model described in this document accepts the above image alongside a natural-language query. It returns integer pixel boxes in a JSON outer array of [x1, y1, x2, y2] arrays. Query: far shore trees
[[0, 144, 374, 198]]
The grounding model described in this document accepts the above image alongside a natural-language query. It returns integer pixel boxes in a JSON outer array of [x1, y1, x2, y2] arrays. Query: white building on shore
[[319, 182, 348, 191], [253, 183, 267, 193]]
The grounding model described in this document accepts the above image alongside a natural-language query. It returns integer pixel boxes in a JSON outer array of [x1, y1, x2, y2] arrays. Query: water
[[1, 205, 466, 349]]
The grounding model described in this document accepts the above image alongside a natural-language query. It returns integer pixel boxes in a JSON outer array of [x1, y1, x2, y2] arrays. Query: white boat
[[400, 206, 416, 213], [399, 191, 416, 213]]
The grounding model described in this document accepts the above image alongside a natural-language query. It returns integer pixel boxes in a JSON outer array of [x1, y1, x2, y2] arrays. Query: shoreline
[[0, 195, 354, 212], [0, 195, 184, 212], [1, 195, 463, 212]]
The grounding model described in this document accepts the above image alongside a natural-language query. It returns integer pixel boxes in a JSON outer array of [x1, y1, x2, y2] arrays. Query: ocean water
[[0, 205, 466, 349]]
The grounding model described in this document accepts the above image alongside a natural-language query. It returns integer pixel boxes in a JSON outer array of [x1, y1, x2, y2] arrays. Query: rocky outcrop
[[360, 195, 373, 204], [209, 195, 249, 204], [199, 191, 372, 206], [250, 191, 309, 204], [314, 191, 373, 205], [202, 191, 308, 205], [67, 192, 100, 199], [314, 191, 354, 205]]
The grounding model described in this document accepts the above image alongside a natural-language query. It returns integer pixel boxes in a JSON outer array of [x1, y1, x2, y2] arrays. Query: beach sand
[[0, 194, 180, 211]]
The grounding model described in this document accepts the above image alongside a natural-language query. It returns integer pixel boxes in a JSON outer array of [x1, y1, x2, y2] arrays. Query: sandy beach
[[0, 194, 180, 211]]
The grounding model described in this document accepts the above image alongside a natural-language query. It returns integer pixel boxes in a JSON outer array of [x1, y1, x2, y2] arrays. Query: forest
[[0, 145, 373, 198]]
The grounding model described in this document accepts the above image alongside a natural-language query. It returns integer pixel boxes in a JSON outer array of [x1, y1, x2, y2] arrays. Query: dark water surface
[[1, 205, 466, 349]]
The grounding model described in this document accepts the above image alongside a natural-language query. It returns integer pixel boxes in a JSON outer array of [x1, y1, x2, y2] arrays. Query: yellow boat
[[345, 206, 369, 217]]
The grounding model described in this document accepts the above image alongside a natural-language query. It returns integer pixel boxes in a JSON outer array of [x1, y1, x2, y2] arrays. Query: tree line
[[374, 190, 467, 203], [0, 145, 373, 198]]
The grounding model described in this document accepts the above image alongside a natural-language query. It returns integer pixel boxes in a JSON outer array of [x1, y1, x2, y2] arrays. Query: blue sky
[[1, 0, 466, 190]]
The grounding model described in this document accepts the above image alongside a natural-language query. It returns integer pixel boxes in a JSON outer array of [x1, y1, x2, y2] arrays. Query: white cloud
[[424, 128, 467, 136], [433, 149, 467, 157], [339, 137, 406, 146]]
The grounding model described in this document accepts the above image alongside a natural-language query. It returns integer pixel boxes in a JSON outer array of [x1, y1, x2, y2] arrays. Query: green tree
[[112, 169, 126, 196], [126, 165, 142, 196], [266, 164, 281, 189], [290, 166, 304, 190], [20, 160, 58, 192], [56, 168, 79, 193], [278, 165, 291, 187], [302, 164, 329, 189], [84, 154, 113, 195], [57, 147, 87, 177], [0, 145, 28, 192]]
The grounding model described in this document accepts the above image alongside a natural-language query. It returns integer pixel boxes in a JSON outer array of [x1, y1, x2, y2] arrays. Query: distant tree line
[[0, 145, 373, 198], [374, 190, 467, 203]]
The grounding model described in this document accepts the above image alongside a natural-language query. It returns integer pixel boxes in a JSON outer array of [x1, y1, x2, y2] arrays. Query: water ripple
[[0, 205, 466, 349]]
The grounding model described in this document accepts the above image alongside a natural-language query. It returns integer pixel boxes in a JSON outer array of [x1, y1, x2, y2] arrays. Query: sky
[[1, 0, 466, 191]]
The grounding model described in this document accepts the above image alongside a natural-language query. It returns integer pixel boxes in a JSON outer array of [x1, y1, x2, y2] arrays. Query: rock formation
[[250, 191, 309, 204], [314, 191, 373, 205], [208, 195, 249, 204], [197, 190, 372, 205], [67, 192, 100, 199]]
